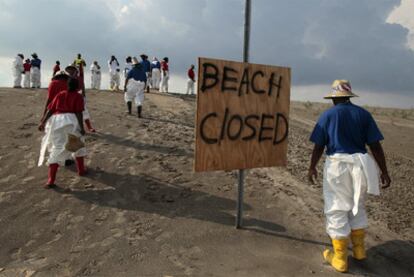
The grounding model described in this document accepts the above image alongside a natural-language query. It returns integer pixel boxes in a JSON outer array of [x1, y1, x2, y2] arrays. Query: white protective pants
[[125, 80, 145, 106], [81, 95, 92, 120], [151, 68, 161, 89], [38, 113, 86, 167], [323, 153, 380, 239], [13, 69, 22, 87], [186, 79, 195, 94], [110, 72, 120, 90], [91, 73, 101, 90], [160, 71, 169, 92], [23, 72, 30, 88], [31, 67, 41, 88]]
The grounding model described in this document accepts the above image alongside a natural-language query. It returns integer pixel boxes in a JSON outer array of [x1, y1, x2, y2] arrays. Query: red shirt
[[23, 63, 31, 72], [53, 65, 60, 75], [48, 79, 68, 102], [161, 61, 169, 71], [188, 68, 195, 80], [48, 90, 84, 115]]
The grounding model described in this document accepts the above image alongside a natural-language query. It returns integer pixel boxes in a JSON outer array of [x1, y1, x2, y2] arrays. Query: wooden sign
[[194, 57, 291, 172]]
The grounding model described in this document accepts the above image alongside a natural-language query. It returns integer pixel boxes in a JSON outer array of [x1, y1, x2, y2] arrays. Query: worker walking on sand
[[124, 57, 147, 117], [140, 54, 151, 93], [151, 57, 161, 90], [124, 56, 132, 80], [65, 65, 96, 132], [308, 80, 391, 273], [38, 77, 87, 189], [30, 53, 42, 88], [160, 57, 169, 93], [186, 64, 195, 95], [90, 61, 101, 90], [109, 55, 121, 91], [23, 59, 31, 88], [12, 54, 24, 88]]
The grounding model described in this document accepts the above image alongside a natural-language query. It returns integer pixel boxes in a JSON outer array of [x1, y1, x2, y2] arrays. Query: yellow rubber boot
[[351, 229, 366, 260], [323, 238, 348, 273]]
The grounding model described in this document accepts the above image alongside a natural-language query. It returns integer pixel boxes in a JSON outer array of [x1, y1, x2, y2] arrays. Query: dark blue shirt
[[141, 60, 151, 73], [31, 58, 41, 68], [127, 65, 147, 82], [151, 61, 161, 70], [310, 102, 383, 155]]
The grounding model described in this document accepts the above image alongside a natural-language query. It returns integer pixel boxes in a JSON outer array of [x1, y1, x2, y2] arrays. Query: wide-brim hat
[[52, 70, 69, 80], [31, 53, 38, 58], [132, 57, 140, 65], [65, 65, 78, 72], [65, 134, 85, 152], [324, 79, 358, 99]]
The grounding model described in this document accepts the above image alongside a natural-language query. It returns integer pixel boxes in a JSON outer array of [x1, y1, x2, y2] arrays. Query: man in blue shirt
[[30, 53, 42, 88], [308, 80, 391, 273], [140, 54, 151, 93], [150, 57, 161, 90], [124, 57, 147, 117]]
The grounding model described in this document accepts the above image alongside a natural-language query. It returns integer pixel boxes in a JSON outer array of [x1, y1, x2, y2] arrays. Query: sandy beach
[[0, 88, 413, 277]]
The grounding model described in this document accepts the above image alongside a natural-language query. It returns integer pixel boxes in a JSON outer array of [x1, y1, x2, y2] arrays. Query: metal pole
[[243, 0, 251, 63], [236, 0, 251, 229]]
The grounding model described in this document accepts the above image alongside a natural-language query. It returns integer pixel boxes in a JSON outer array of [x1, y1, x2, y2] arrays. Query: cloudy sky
[[0, 0, 413, 108]]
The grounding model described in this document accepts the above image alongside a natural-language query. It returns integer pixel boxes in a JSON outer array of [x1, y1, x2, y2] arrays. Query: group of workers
[[14, 51, 390, 274], [107, 55, 169, 93], [12, 54, 173, 94], [12, 53, 42, 88]]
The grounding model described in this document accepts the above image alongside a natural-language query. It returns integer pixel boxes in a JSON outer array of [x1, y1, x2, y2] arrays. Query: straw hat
[[65, 134, 85, 152], [324, 80, 358, 99], [52, 70, 69, 80], [132, 57, 140, 65]]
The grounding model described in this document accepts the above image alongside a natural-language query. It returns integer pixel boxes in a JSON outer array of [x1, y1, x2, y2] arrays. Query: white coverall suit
[[160, 68, 169, 92], [90, 64, 101, 90], [31, 67, 41, 88], [125, 80, 145, 106], [323, 153, 380, 239], [151, 66, 160, 90], [108, 60, 120, 90], [38, 113, 87, 167], [12, 56, 24, 88], [23, 67, 31, 88]]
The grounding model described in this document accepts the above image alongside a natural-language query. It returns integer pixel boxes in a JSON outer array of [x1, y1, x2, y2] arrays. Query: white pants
[[82, 96, 91, 120], [125, 80, 145, 106], [31, 67, 41, 88], [91, 73, 101, 90], [160, 71, 169, 92], [146, 72, 151, 91], [323, 154, 370, 239], [23, 72, 30, 88], [13, 69, 22, 87], [110, 72, 120, 90], [38, 113, 86, 167], [151, 68, 160, 89], [186, 79, 195, 94]]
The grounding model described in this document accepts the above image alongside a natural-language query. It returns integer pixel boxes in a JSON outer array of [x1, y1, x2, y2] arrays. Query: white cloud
[[387, 0, 414, 50]]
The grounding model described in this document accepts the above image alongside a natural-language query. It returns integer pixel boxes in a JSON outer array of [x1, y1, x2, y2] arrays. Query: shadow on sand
[[95, 133, 192, 157], [54, 168, 343, 250]]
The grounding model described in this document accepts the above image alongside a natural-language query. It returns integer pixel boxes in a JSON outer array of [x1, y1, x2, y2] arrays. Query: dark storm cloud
[[0, 0, 413, 95]]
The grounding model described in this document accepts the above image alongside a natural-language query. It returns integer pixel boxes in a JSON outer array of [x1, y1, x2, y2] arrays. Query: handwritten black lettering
[[201, 63, 219, 92]]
